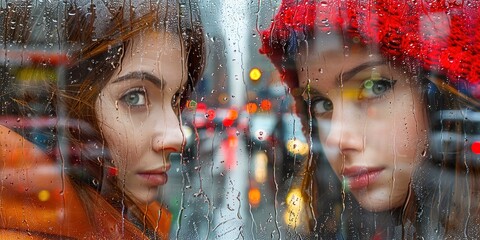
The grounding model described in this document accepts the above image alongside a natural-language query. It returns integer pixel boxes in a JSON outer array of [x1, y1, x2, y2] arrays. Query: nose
[[151, 107, 184, 156], [323, 102, 364, 154]]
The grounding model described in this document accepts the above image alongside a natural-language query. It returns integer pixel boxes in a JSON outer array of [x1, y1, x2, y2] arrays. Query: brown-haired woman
[[260, 0, 480, 238], [0, 0, 204, 238]]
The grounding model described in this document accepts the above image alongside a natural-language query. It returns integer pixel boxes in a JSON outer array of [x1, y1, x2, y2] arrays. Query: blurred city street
[[3, 0, 480, 239], [160, 105, 311, 239], [156, 1, 311, 238]]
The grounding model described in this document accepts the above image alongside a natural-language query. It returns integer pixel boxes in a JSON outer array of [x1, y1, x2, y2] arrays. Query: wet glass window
[[1, 0, 480, 239]]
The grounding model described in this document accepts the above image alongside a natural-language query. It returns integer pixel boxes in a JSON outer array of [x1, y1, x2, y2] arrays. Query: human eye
[[359, 78, 397, 100], [310, 97, 333, 116], [120, 87, 148, 107]]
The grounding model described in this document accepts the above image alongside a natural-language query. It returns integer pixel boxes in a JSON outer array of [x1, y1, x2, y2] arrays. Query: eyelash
[[309, 97, 333, 116], [120, 87, 148, 108], [358, 78, 397, 100], [306, 77, 397, 116]]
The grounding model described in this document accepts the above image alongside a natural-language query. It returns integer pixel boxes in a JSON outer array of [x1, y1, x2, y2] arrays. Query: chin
[[360, 202, 391, 212], [353, 192, 404, 212], [128, 189, 158, 204]]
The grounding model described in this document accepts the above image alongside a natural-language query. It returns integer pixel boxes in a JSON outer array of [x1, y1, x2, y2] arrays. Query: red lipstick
[[138, 165, 170, 186], [342, 167, 383, 190]]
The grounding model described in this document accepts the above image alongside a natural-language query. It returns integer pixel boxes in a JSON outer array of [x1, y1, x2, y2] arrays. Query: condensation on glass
[[1, 0, 479, 239]]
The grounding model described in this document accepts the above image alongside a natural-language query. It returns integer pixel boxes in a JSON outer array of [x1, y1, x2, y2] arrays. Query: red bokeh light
[[206, 109, 216, 121], [471, 141, 480, 154]]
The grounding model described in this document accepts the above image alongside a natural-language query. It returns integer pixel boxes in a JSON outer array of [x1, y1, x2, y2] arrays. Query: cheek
[[392, 94, 428, 158], [364, 90, 426, 157], [96, 98, 135, 165], [100, 120, 129, 164], [316, 119, 341, 158]]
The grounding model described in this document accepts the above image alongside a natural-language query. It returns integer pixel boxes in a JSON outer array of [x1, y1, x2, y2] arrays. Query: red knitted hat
[[260, 0, 480, 100]]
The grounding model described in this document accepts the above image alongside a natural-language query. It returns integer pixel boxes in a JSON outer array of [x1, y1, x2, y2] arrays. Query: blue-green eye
[[311, 98, 333, 115], [121, 88, 147, 107], [359, 78, 396, 99]]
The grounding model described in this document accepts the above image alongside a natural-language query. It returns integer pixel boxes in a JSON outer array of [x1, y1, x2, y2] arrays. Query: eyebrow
[[336, 60, 385, 86], [301, 60, 386, 97], [112, 71, 165, 89]]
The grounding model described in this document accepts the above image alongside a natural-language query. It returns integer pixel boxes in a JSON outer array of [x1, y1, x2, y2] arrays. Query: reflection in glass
[[260, 0, 480, 238]]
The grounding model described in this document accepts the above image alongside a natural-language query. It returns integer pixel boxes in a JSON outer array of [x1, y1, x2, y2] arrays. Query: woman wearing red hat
[[0, 0, 204, 238], [261, 0, 480, 238]]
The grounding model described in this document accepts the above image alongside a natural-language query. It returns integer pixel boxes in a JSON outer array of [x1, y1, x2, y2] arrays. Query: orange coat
[[0, 125, 171, 239]]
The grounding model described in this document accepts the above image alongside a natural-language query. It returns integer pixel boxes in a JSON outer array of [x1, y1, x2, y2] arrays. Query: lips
[[342, 167, 384, 190], [137, 165, 170, 186]]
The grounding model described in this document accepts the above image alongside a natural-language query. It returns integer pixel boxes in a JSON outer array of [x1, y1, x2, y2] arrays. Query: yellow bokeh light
[[254, 152, 268, 183], [38, 190, 50, 202], [249, 68, 262, 81], [284, 208, 302, 227], [284, 188, 304, 227], [286, 139, 309, 155], [286, 188, 304, 212]]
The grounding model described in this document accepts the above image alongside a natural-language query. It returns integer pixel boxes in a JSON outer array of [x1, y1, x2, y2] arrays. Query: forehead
[[109, 30, 186, 87], [296, 34, 385, 89], [128, 30, 183, 53], [121, 30, 185, 70]]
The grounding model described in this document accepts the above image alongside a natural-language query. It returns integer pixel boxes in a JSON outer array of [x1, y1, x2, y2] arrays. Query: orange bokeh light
[[246, 102, 258, 114], [260, 99, 272, 111], [248, 187, 261, 207], [227, 109, 238, 120]]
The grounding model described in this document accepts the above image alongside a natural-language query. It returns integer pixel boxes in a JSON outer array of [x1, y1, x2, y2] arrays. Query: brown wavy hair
[[61, 0, 205, 234], [1, 0, 205, 236]]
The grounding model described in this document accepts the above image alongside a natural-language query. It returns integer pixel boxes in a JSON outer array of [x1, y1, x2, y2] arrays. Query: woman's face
[[297, 38, 428, 212], [95, 31, 186, 203]]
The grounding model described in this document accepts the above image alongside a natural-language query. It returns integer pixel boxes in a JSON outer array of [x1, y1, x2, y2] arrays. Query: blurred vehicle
[[430, 109, 480, 167], [0, 47, 67, 118], [0, 122, 96, 236], [0, 116, 108, 179]]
